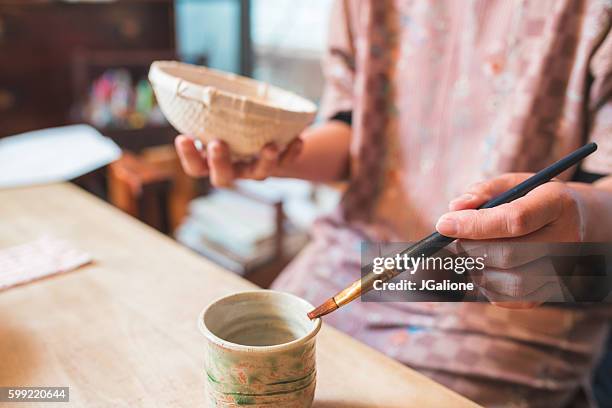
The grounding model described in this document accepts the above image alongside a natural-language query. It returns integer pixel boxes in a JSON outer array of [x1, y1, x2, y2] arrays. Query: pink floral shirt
[[274, 1, 612, 406]]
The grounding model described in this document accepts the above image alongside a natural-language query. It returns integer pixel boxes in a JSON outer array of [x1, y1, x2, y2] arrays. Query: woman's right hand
[[175, 135, 303, 187]]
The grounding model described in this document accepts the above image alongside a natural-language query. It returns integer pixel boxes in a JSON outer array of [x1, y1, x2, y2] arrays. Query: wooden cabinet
[[0, 0, 175, 137]]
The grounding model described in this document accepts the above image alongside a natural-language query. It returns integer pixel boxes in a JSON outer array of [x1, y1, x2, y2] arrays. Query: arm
[[272, 120, 351, 181], [568, 176, 612, 241]]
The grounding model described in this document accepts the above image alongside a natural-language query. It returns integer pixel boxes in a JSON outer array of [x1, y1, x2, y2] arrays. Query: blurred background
[[0, 0, 339, 287]]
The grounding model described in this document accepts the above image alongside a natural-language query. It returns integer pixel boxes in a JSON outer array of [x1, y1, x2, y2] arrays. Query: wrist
[[568, 182, 612, 241]]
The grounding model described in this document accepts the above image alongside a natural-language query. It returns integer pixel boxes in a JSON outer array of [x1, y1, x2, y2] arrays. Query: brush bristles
[[307, 298, 338, 319]]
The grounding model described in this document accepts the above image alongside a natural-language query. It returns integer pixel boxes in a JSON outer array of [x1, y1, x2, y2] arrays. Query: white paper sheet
[[0, 125, 121, 189]]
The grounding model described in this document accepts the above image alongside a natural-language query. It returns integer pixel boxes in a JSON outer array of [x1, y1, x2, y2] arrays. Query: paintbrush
[[308, 143, 598, 319]]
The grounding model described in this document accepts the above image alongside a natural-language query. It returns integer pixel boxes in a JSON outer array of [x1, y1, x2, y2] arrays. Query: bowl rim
[[198, 290, 322, 353], [149, 61, 318, 117]]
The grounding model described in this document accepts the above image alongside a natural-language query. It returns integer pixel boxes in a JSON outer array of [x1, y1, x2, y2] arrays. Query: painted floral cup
[[198, 290, 322, 407]]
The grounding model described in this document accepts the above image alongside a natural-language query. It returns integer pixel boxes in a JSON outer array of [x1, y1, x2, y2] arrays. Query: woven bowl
[[149, 61, 317, 159]]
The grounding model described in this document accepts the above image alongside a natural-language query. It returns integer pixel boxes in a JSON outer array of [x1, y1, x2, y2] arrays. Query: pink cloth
[[0, 236, 92, 290], [273, 1, 612, 406]]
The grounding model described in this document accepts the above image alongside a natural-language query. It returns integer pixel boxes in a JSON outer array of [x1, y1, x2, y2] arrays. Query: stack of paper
[[175, 179, 341, 274], [0, 125, 120, 189]]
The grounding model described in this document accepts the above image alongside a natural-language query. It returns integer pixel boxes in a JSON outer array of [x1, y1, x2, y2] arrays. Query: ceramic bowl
[[199, 290, 322, 407], [149, 61, 317, 159]]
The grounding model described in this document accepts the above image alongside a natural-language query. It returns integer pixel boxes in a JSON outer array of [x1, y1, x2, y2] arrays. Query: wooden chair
[[107, 152, 174, 233]]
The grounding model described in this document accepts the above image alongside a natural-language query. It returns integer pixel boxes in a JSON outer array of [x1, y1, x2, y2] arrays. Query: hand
[[436, 173, 585, 242], [174, 136, 303, 187], [436, 173, 587, 308]]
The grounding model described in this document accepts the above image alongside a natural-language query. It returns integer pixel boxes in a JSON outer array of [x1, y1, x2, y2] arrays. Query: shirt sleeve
[[583, 23, 612, 175], [319, 0, 357, 121]]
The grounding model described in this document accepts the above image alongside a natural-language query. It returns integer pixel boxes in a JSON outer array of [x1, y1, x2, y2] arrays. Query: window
[[251, 0, 333, 102]]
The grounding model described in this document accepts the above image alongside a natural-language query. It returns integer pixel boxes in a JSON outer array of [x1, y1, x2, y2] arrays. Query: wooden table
[[0, 184, 479, 407]]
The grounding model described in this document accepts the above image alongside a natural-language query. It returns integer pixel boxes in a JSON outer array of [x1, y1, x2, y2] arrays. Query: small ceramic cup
[[198, 290, 322, 407]]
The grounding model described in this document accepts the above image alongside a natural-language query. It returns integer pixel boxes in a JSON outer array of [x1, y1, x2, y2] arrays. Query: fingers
[[470, 257, 564, 309], [175, 136, 237, 186], [175, 135, 209, 177], [448, 193, 482, 211], [209, 141, 284, 185], [177, 136, 302, 186], [449, 173, 561, 211], [456, 239, 550, 270], [437, 182, 567, 239], [207, 140, 235, 187], [449, 173, 533, 211], [237, 139, 302, 180], [250, 144, 279, 180], [279, 138, 304, 166]]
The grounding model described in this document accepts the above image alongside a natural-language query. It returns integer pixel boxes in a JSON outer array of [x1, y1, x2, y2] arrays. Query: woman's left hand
[[435, 173, 588, 308]]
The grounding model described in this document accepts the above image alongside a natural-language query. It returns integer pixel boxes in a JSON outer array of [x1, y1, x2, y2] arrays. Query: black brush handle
[[479, 143, 597, 209], [399, 143, 598, 260]]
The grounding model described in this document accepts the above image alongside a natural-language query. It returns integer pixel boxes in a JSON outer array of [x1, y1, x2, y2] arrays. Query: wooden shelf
[[97, 126, 177, 152], [0, 0, 175, 138]]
